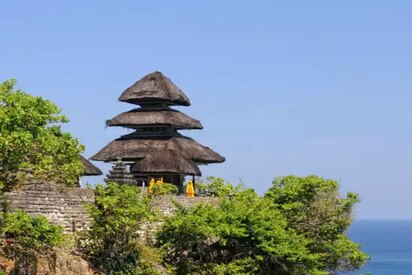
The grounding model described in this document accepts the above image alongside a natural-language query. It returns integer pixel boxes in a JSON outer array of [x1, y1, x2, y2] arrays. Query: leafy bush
[[157, 176, 368, 274], [196, 177, 244, 197], [157, 189, 323, 274], [0, 211, 64, 251], [0, 79, 84, 189], [78, 182, 160, 274], [0, 211, 64, 274], [265, 175, 369, 272], [150, 181, 178, 196]]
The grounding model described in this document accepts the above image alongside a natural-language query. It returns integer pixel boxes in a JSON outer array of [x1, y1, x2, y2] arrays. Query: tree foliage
[[0, 79, 84, 189], [157, 183, 321, 274], [150, 181, 178, 196], [78, 182, 160, 274], [0, 211, 65, 274], [157, 176, 368, 274], [196, 176, 244, 197], [265, 175, 368, 272], [0, 210, 64, 251]]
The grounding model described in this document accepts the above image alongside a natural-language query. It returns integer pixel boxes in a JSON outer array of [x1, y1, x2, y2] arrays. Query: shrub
[[157, 189, 323, 275], [0, 211, 64, 274], [265, 175, 369, 272], [157, 176, 368, 274], [0, 211, 64, 251], [78, 182, 160, 274], [196, 177, 244, 197], [150, 182, 178, 196]]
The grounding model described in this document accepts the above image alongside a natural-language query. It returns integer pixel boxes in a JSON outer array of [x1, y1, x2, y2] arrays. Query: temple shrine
[[92, 72, 225, 191]]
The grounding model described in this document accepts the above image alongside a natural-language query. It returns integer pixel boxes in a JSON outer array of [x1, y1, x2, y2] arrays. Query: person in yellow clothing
[[186, 180, 195, 197], [148, 178, 155, 194]]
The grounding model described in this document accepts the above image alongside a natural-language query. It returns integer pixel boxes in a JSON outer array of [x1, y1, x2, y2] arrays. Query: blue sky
[[1, 1, 412, 219]]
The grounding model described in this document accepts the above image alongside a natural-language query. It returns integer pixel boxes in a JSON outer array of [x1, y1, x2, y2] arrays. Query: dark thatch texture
[[80, 155, 103, 176], [131, 150, 201, 176], [91, 135, 225, 164], [119, 71, 191, 106], [106, 108, 203, 130]]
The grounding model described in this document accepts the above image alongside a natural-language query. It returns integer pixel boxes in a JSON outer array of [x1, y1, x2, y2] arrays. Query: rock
[[0, 247, 99, 275]]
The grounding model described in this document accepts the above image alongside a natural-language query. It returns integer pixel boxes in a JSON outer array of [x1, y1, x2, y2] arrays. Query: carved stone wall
[[2, 182, 94, 233]]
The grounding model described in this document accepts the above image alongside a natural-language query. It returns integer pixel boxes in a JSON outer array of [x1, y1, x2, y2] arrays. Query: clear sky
[[1, 1, 412, 219]]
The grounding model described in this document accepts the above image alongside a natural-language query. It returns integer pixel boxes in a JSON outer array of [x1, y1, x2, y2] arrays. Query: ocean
[[345, 219, 412, 275]]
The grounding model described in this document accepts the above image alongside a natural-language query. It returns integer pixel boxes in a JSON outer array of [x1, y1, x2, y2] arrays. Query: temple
[[92, 72, 225, 190]]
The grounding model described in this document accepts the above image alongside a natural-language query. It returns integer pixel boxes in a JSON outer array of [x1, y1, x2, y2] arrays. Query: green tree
[[0, 79, 84, 189], [157, 187, 324, 275], [78, 182, 160, 274], [196, 176, 244, 197], [0, 211, 64, 251], [265, 175, 368, 272], [0, 211, 65, 274]]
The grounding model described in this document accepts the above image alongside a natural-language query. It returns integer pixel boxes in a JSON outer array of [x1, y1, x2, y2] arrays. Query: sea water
[[344, 219, 412, 275]]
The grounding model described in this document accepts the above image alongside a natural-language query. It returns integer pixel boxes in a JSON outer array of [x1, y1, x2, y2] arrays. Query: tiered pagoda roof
[[106, 108, 203, 129], [118, 71, 191, 106], [131, 149, 201, 176], [92, 71, 225, 182], [93, 133, 224, 164]]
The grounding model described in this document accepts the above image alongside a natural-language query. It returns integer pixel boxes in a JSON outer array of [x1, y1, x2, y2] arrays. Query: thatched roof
[[91, 134, 225, 164], [131, 150, 201, 176], [119, 72, 191, 106], [106, 108, 203, 130], [80, 155, 103, 176]]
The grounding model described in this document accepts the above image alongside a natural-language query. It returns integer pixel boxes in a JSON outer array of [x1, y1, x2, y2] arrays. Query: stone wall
[[2, 183, 217, 239], [2, 182, 94, 233]]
